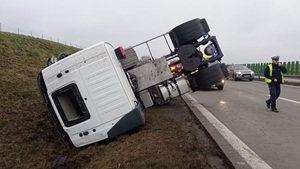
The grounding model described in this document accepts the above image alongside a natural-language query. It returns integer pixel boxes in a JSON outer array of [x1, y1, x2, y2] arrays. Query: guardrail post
[[260, 63, 264, 73], [264, 63, 268, 73], [246, 64, 250, 69], [296, 61, 299, 75], [258, 63, 261, 73], [284, 62, 287, 75], [287, 62, 291, 75], [291, 61, 295, 75]]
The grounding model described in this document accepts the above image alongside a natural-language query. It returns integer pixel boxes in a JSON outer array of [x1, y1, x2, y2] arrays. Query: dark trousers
[[267, 83, 281, 108]]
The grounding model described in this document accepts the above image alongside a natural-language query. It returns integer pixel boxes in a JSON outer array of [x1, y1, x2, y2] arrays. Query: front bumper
[[236, 74, 254, 80]]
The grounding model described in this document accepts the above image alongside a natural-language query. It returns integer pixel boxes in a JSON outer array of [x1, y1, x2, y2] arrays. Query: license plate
[[244, 75, 250, 77]]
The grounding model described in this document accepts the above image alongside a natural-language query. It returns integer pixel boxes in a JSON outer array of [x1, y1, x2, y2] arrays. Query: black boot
[[265, 100, 270, 109], [271, 107, 279, 113]]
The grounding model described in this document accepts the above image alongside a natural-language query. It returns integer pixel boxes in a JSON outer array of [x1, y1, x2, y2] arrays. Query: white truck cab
[[38, 42, 145, 148], [38, 18, 226, 148]]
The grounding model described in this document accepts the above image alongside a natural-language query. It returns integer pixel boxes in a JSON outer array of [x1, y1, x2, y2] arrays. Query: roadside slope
[[0, 32, 80, 168]]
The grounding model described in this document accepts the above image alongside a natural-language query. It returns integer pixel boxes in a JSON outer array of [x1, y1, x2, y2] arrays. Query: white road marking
[[278, 97, 300, 104], [183, 93, 272, 169]]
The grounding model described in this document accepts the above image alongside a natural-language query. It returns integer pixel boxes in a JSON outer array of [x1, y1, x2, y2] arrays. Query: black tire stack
[[169, 18, 225, 91]]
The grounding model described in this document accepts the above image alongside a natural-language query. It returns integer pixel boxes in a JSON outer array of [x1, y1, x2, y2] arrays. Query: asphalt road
[[188, 80, 300, 169]]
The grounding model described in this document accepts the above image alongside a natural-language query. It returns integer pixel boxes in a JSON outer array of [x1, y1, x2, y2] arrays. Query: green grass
[[0, 32, 79, 168]]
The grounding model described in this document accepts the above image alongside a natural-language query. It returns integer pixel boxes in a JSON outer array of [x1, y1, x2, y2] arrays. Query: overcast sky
[[1, 0, 300, 64]]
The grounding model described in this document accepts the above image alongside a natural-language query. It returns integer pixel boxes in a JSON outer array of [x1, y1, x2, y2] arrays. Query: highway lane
[[189, 80, 300, 169]]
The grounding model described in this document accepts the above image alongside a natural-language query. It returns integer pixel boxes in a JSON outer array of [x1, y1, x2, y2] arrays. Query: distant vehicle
[[227, 64, 254, 81]]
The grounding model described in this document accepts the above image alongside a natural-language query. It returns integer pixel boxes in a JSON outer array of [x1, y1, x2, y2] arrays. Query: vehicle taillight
[[176, 63, 183, 71], [115, 46, 126, 59], [170, 65, 176, 72]]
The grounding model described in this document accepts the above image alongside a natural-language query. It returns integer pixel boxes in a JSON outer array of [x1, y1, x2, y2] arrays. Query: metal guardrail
[[0, 23, 83, 48], [245, 61, 299, 76]]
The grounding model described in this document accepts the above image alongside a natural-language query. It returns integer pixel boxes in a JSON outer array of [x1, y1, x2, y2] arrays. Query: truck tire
[[119, 48, 138, 70], [200, 18, 210, 34], [187, 75, 199, 92], [191, 64, 224, 89], [177, 45, 201, 71], [220, 63, 229, 77], [169, 18, 206, 48]]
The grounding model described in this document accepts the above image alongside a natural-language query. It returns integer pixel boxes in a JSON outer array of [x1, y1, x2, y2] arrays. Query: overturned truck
[[37, 18, 228, 148]]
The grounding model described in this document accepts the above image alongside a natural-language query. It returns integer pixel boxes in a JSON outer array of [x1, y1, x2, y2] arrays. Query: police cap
[[271, 56, 280, 60]]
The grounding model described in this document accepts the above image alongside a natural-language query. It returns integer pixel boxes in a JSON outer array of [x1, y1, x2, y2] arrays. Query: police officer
[[264, 56, 287, 112]]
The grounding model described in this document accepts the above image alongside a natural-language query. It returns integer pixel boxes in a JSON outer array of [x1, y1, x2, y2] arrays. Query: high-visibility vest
[[265, 64, 284, 83]]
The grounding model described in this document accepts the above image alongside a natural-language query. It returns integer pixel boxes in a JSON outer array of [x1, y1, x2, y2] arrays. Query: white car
[[227, 64, 254, 81]]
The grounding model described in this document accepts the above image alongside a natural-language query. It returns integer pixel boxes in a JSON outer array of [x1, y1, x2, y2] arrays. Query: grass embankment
[[0, 32, 79, 168], [0, 32, 231, 169]]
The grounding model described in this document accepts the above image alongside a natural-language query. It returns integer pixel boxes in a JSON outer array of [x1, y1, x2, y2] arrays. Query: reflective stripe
[[265, 64, 284, 83], [265, 64, 272, 83]]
